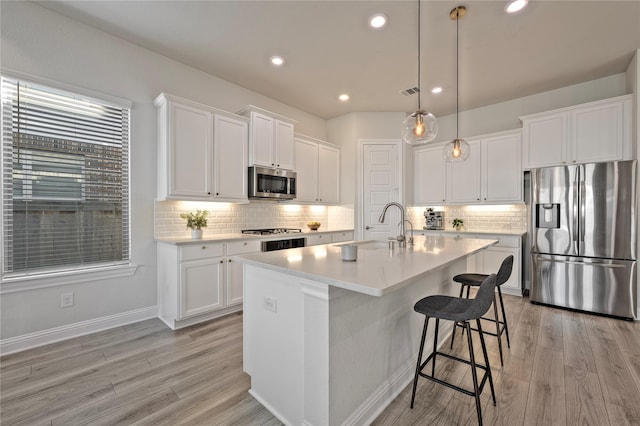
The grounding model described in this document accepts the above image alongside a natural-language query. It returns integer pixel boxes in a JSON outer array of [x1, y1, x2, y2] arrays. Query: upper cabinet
[[414, 145, 447, 204], [521, 95, 632, 169], [238, 106, 296, 170], [294, 135, 340, 204], [155, 93, 248, 202], [414, 129, 522, 205]]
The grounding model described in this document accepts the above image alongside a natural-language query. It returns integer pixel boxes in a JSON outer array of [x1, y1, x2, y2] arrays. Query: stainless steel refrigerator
[[530, 160, 637, 319]]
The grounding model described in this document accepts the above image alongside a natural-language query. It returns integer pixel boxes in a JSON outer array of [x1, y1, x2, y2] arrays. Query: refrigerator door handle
[[542, 258, 627, 268], [572, 168, 579, 250], [580, 179, 586, 243]]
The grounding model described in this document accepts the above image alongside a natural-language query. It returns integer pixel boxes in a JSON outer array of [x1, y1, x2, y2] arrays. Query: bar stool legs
[[411, 316, 496, 425], [449, 284, 510, 366]]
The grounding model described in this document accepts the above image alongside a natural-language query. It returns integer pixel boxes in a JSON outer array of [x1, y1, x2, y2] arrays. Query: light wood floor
[[2, 295, 640, 425]]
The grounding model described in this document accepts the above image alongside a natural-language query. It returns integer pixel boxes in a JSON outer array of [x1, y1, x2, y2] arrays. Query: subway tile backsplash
[[408, 205, 527, 232], [154, 200, 355, 239]]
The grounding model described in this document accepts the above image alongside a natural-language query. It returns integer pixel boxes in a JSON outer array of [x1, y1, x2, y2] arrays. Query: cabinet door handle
[[228, 259, 232, 262], [201, 246, 206, 250], [219, 260, 224, 264], [207, 192, 211, 195]]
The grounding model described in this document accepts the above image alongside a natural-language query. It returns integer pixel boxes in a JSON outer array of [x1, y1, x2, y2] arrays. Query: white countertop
[[156, 228, 354, 245], [234, 235, 497, 297]]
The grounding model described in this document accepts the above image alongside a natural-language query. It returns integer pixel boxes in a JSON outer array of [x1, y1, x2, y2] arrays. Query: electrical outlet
[[263, 296, 277, 313], [61, 292, 74, 308]]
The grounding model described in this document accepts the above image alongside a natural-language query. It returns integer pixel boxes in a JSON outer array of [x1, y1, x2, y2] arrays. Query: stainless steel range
[[241, 228, 306, 251]]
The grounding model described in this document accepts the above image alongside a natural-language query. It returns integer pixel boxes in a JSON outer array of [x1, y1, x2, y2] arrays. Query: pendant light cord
[[417, 0, 421, 111], [456, 7, 459, 139]]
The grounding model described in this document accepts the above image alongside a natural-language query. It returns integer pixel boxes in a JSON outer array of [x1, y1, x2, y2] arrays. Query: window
[[1, 77, 130, 277]]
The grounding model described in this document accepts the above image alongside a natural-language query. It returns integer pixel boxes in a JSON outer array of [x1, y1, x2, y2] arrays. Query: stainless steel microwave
[[248, 166, 297, 200]]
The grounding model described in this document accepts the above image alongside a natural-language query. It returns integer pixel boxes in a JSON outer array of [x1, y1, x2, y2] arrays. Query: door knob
[[365, 226, 372, 230]]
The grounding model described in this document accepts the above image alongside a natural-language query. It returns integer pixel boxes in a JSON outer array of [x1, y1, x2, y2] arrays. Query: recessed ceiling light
[[338, 94, 350, 102], [431, 87, 443, 94], [369, 13, 388, 29], [270, 56, 285, 66], [505, 0, 528, 14]]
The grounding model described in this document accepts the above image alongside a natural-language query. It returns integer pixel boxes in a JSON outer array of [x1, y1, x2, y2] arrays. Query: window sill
[[0, 263, 139, 294]]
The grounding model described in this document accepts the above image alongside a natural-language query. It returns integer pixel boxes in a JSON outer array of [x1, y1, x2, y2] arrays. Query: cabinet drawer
[[331, 231, 354, 243], [227, 240, 262, 255], [306, 233, 329, 246], [179, 243, 224, 261]]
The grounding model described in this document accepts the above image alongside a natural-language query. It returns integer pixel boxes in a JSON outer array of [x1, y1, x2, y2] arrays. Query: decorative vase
[[191, 228, 203, 239]]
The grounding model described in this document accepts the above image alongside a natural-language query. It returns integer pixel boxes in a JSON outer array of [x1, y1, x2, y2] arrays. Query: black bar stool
[[449, 255, 514, 366], [411, 274, 497, 425]]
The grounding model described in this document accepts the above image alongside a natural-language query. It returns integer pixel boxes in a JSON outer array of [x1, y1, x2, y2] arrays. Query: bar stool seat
[[411, 274, 498, 426], [450, 255, 514, 366]]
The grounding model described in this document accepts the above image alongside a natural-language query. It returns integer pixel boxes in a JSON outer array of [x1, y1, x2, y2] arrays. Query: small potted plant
[[180, 210, 209, 239], [451, 218, 464, 231]]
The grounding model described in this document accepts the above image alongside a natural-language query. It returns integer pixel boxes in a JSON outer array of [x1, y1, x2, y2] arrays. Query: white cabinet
[[414, 130, 522, 205], [158, 242, 226, 329], [158, 239, 261, 330], [420, 231, 523, 296], [213, 115, 249, 201], [180, 256, 224, 318], [482, 132, 522, 202], [446, 140, 482, 203], [306, 233, 330, 246], [155, 93, 248, 202], [414, 145, 447, 204], [475, 236, 522, 296], [226, 240, 262, 307], [331, 231, 354, 243], [239, 106, 296, 170], [522, 95, 631, 169], [294, 136, 340, 203]]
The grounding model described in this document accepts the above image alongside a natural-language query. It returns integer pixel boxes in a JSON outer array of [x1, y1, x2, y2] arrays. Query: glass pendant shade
[[401, 110, 438, 145], [443, 138, 470, 162]]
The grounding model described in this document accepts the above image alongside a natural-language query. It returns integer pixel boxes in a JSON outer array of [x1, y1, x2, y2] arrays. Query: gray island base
[[236, 235, 497, 425]]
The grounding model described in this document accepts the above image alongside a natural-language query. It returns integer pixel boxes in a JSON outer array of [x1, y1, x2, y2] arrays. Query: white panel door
[[170, 103, 212, 197], [318, 145, 340, 203], [522, 112, 568, 168], [362, 143, 400, 240], [447, 140, 481, 203], [179, 257, 224, 319], [214, 115, 248, 200], [294, 138, 319, 202], [414, 145, 446, 204], [275, 120, 295, 170], [572, 102, 624, 164], [250, 112, 274, 167], [482, 132, 522, 202]]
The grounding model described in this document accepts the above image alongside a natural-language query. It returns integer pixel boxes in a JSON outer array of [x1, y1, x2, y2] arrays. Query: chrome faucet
[[402, 219, 414, 245], [378, 202, 406, 247]]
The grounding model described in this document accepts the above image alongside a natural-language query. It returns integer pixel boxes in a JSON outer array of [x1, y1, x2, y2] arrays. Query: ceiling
[[36, 1, 640, 120]]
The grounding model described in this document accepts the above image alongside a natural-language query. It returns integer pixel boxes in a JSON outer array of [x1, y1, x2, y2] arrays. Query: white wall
[[0, 1, 327, 341]]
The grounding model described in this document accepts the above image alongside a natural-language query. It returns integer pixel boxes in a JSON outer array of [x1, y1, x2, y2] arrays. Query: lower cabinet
[[180, 256, 225, 318], [306, 233, 330, 246], [475, 242, 522, 296], [226, 240, 262, 307], [331, 231, 354, 243], [419, 231, 523, 296], [157, 240, 260, 329]]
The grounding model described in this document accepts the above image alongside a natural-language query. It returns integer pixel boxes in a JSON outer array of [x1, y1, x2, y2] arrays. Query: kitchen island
[[234, 235, 497, 426]]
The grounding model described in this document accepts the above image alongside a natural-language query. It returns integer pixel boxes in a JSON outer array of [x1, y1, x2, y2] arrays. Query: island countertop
[[234, 235, 497, 297]]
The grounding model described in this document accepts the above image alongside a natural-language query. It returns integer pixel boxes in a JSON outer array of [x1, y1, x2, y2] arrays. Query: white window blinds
[[1, 77, 130, 277]]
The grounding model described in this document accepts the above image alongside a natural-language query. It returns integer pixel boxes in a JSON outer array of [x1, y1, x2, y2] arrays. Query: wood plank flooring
[[2, 296, 640, 425]]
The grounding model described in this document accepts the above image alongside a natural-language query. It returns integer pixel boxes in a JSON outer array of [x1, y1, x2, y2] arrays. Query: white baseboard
[[0, 305, 158, 356]]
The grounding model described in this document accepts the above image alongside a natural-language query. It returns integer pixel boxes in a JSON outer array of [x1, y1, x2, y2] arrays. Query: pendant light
[[444, 6, 470, 162], [401, 0, 438, 145]]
